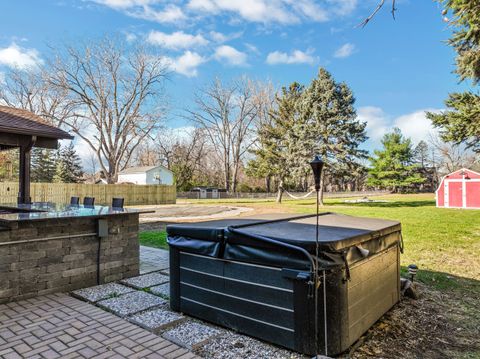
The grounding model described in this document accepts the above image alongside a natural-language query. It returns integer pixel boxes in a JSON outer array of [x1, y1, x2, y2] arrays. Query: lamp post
[[310, 155, 326, 357]]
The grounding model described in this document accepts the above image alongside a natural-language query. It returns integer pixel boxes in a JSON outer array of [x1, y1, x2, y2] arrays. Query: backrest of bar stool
[[112, 197, 124, 208], [70, 196, 80, 205], [83, 197, 95, 206]]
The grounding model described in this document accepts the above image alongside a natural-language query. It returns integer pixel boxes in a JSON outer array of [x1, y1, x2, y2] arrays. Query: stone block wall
[[0, 214, 139, 304]]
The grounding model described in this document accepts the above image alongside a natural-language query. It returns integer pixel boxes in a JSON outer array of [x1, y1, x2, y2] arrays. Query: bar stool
[[83, 197, 95, 206], [70, 196, 80, 205], [112, 197, 124, 208]]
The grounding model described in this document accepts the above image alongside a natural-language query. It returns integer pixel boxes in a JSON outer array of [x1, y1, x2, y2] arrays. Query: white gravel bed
[[162, 321, 223, 350], [150, 283, 170, 298], [128, 307, 185, 333], [120, 272, 169, 289], [195, 331, 308, 359], [97, 291, 167, 317], [71, 283, 135, 302]]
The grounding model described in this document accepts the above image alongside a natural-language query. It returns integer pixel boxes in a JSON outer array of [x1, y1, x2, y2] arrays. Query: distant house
[[117, 165, 174, 185]]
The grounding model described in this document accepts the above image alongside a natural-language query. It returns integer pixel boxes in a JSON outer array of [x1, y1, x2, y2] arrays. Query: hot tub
[[167, 213, 402, 356]]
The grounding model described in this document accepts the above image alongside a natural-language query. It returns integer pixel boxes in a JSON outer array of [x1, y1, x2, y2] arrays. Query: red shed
[[436, 168, 480, 209]]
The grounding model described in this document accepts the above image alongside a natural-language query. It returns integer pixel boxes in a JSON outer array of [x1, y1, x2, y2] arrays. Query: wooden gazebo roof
[[0, 106, 73, 150], [0, 106, 74, 203]]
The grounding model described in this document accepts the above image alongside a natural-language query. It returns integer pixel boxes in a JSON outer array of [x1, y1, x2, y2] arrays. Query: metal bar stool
[[83, 197, 95, 206], [70, 196, 80, 205], [112, 197, 124, 208]]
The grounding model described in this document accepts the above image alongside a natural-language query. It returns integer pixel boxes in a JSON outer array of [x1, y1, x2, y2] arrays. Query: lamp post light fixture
[[407, 264, 418, 282], [310, 155, 324, 192], [310, 155, 326, 358]]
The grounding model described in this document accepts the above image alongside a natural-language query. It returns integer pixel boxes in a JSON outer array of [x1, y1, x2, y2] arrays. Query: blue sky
[[0, 0, 469, 154]]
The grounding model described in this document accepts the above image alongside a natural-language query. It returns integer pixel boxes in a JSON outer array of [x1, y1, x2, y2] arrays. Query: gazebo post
[[18, 137, 35, 204]]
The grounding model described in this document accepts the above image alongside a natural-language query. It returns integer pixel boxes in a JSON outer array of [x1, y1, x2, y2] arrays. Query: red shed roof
[[0, 106, 73, 140]]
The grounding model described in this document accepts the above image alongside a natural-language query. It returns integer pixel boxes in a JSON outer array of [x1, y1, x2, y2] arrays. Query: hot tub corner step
[[120, 272, 169, 289], [162, 321, 223, 350], [97, 291, 167, 317], [128, 307, 185, 333], [71, 283, 135, 303]]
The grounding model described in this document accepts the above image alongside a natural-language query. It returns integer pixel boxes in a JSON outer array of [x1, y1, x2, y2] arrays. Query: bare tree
[[0, 68, 73, 126], [155, 128, 207, 190], [186, 77, 259, 192], [429, 135, 479, 176], [359, 0, 397, 27], [47, 38, 169, 183]]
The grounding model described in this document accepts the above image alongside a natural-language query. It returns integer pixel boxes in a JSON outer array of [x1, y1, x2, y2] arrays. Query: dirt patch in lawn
[[351, 280, 480, 359], [138, 203, 296, 232]]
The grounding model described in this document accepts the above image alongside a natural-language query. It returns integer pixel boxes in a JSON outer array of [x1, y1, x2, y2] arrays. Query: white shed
[[117, 165, 174, 185]]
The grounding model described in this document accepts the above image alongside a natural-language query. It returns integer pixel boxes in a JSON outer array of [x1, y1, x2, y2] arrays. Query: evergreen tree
[[53, 143, 84, 183], [31, 148, 57, 182], [368, 128, 425, 193], [426, 1, 480, 153], [298, 68, 368, 204], [413, 140, 430, 168], [247, 83, 304, 203]]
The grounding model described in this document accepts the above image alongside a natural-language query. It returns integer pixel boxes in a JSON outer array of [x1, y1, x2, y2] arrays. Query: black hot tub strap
[[342, 250, 351, 282]]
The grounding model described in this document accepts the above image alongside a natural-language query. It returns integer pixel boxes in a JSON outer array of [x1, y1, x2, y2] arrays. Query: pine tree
[[368, 128, 425, 193], [298, 68, 368, 204], [426, 1, 480, 152], [247, 82, 304, 203], [413, 141, 430, 168], [53, 143, 84, 183], [31, 148, 57, 182]]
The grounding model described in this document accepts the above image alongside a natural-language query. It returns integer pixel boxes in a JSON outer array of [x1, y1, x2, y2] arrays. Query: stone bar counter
[[0, 202, 150, 304]]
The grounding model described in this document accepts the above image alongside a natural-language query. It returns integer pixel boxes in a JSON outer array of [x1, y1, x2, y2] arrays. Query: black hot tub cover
[[167, 213, 402, 271]]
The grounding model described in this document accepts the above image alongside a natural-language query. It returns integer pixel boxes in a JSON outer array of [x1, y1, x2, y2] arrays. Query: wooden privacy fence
[[0, 182, 176, 205]]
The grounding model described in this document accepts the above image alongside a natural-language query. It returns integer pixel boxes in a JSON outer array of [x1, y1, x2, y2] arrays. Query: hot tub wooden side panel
[[0, 214, 139, 304], [346, 244, 401, 346]]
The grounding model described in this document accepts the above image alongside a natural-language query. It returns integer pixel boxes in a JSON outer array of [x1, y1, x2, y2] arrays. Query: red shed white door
[[466, 181, 480, 208]]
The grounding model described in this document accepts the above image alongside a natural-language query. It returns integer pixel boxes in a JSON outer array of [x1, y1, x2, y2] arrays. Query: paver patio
[[0, 293, 198, 359]]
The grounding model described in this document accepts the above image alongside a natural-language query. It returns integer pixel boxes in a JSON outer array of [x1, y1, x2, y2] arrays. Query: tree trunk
[[265, 176, 271, 193], [232, 163, 239, 193], [276, 179, 284, 203], [319, 171, 325, 206]]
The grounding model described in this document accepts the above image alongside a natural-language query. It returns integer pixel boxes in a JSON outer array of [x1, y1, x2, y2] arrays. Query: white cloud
[[209, 31, 243, 43], [132, 4, 186, 23], [358, 106, 441, 147], [334, 43, 355, 58], [394, 109, 440, 145], [168, 51, 207, 77], [125, 32, 137, 42], [91, 0, 155, 9], [92, 1, 186, 24], [187, 0, 333, 24], [357, 106, 389, 143], [0, 43, 42, 70], [147, 31, 208, 50], [214, 45, 247, 66], [91, 0, 357, 25], [265, 49, 315, 65], [329, 0, 358, 16]]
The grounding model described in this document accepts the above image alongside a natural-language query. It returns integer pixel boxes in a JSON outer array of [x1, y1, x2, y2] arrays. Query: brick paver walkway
[[0, 293, 198, 359]]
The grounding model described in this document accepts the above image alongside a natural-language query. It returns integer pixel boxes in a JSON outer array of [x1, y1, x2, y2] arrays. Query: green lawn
[[139, 230, 168, 249], [140, 194, 480, 357], [142, 194, 480, 291]]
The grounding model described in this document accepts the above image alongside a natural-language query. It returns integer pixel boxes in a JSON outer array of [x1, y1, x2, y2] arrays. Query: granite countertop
[[0, 202, 153, 224]]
